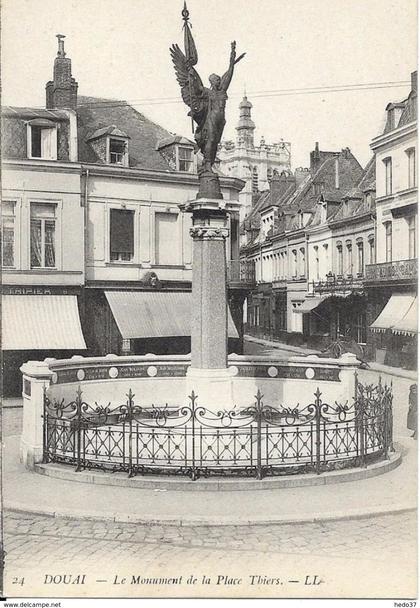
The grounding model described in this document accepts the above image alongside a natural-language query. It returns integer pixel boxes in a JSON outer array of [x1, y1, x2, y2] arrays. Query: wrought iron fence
[[43, 375, 393, 480]]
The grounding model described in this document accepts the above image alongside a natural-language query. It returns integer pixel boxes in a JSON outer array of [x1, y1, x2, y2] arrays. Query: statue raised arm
[[170, 4, 245, 198]]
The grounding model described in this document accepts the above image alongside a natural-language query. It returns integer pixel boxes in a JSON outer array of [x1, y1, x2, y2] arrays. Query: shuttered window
[[110, 209, 134, 261]]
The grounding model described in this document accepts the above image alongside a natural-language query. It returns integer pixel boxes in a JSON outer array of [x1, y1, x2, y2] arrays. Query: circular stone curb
[[4, 502, 415, 528], [33, 450, 402, 492]]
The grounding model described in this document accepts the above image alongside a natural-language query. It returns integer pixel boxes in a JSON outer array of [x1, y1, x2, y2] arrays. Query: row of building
[[1, 37, 251, 396], [1, 35, 417, 395], [240, 72, 417, 369]]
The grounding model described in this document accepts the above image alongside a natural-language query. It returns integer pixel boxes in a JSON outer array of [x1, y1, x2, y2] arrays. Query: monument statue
[[170, 2, 245, 199]]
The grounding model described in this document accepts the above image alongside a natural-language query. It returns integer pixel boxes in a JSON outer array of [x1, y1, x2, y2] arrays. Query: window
[[368, 236, 375, 264], [29, 124, 57, 160], [355, 312, 367, 344], [110, 209, 134, 261], [299, 247, 305, 277], [252, 167, 258, 193], [385, 221, 392, 262], [337, 242, 343, 276], [406, 148, 416, 188], [1, 201, 15, 267], [291, 301, 303, 332], [178, 146, 194, 172], [109, 138, 128, 165], [155, 212, 178, 265], [408, 215, 417, 259], [314, 246, 320, 280], [383, 157, 392, 195], [30, 203, 56, 268], [292, 249, 298, 277], [357, 240, 364, 275], [346, 241, 353, 275]]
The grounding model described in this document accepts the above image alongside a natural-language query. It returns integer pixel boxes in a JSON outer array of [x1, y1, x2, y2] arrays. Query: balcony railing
[[227, 259, 256, 285], [311, 273, 364, 295], [364, 259, 418, 283]]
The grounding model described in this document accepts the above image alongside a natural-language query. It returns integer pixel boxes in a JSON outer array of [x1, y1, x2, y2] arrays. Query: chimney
[[310, 142, 321, 171], [269, 170, 282, 204], [46, 35, 78, 110], [295, 167, 309, 187], [335, 155, 340, 189]]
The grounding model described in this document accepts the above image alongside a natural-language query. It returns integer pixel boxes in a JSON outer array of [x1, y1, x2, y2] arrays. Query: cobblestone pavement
[[2, 406, 23, 437], [4, 509, 416, 570]]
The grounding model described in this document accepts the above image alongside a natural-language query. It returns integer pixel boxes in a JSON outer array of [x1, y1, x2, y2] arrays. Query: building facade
[[218, 96, 291, 221], [241, 143, 371, 352], [365, 72, 417, 368], [1, 36, 247, 395]]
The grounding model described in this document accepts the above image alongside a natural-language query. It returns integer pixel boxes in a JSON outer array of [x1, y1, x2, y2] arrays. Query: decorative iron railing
[[311, 274, 364, 295], [364, 259, 417, 282], [43, 375, 393, 480]]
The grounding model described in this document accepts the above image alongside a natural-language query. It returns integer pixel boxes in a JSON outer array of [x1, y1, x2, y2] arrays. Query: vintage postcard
[[1, 0, 417, 603]]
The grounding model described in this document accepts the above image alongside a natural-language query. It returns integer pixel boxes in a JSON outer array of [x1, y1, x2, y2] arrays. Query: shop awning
[[370, 293, 416, 334], [391, 297, 417, 336], [293, 295, 329, 314], [105, 291, 239, 339], [2, 295, 87, 350]]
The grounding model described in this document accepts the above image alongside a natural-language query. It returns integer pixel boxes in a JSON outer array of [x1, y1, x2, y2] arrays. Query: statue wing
[[170, 44, 206, 121]]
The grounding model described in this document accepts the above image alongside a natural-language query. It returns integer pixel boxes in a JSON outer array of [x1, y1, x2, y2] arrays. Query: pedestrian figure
[[407, 384, 417, 439]]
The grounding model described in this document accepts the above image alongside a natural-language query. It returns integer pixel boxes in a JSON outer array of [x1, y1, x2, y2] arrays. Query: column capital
[[190, 225, 230, 240]]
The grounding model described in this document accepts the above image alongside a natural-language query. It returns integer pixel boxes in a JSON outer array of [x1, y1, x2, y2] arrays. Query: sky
[[2, 0, 417, 168]]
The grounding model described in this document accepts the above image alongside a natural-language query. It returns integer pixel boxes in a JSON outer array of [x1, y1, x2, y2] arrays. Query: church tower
[[236, 96, 255, 148]]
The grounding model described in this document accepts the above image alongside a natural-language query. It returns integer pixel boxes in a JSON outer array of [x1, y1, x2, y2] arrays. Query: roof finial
[[56, 34, 66, 57]]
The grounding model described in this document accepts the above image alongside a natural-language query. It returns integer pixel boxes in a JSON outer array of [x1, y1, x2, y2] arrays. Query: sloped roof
[[87, 125, 130, 141], [329, 156, 376, 223], [156, 134, 195, 150], [398, 89, 417, 127], [77, 96, 174, 170], [2, 106, 69, 121]]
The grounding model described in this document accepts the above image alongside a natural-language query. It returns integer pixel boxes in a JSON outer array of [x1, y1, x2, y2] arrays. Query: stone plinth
[[20, 360, 53, 468]]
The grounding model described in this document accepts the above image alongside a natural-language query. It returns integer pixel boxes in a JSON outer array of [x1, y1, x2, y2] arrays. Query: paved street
[[3, 508, 417, 598], [4, 509, 416, 568]]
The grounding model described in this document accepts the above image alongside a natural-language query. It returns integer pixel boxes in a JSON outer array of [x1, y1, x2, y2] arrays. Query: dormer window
[[87, 126, 130, 167], [177, 146, 194, 172], [27, 119, 57, 160], [109, 138, 128, 165]]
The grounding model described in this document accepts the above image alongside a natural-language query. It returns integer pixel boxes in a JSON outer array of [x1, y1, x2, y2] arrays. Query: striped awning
[[2, 295, 87, 350], [293, 295, 329, 314], [391, 297, 417, 336], [105, 291, 239, 339], [370, 293, 416, 334]]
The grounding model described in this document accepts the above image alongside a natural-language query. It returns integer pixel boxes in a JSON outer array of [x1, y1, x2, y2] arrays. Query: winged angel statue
[[170, 3, 245, 196]]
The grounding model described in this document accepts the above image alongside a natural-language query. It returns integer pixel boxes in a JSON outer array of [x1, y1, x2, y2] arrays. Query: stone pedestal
[[180, 196, 240, 408], [186, 366, 236, 409]]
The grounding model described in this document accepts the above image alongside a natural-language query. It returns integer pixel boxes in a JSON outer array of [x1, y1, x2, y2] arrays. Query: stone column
[[190, 221, 229, 368], [181, 197, 240, 408]]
